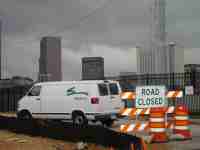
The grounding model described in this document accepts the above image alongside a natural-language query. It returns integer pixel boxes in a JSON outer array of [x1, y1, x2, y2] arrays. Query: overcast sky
[[0, 0, 200, 80]]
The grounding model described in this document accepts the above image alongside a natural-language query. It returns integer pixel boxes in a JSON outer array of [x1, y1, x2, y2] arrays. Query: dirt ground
[[0, 130, 109, 150]]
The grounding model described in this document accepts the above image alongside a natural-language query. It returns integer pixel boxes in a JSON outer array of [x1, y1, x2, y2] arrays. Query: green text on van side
[[66, 87, 88, 96]]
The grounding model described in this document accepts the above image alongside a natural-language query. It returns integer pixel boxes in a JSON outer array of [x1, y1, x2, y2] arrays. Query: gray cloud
[[166, 0, 200, 48], [185, 48, 200, 65], [61, 45, 137, 80], [0, 0, 200, 80]]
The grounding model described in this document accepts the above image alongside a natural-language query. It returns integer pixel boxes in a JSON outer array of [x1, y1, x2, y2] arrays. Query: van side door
[[97, 83, 110, 112]]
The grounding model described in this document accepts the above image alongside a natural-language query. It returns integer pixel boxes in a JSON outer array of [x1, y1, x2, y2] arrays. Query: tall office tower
[[82, 57, 104, 80], [39, 37, 62, 82], [136, 47, 154, 74], [137, 47, 147, 73], [168, 42, 184, 73], [137, 0, 167, 74], [151, 0, 167, 73]]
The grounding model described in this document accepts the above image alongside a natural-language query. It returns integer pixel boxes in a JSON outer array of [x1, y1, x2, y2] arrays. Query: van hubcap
[[75, 116, 84, 124], [24, 113, 31, 119]]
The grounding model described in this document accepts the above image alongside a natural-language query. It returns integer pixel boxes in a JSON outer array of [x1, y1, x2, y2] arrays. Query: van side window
[[28, 86, 41, 96], [109, 83, 119, 95], [98, 84, 108, 96]]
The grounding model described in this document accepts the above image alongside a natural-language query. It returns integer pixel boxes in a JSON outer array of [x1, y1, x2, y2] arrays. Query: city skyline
[[0, 0, 200, 80]]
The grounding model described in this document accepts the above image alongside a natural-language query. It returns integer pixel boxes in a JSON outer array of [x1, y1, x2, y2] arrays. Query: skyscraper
[[39, 37, 62, 81], [168, 42, 184, 73], [137, 0, 169, 74], [151, 0, 167, 73], [82, 57, 104, 80]]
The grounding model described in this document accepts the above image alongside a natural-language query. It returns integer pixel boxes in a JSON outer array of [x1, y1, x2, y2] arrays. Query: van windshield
[[109, 83, 119, 95], [98, 84, 108, 96], [27, 86, 41, 96]]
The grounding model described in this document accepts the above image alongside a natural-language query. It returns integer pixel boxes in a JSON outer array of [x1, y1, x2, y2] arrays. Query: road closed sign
[[136, 86, 167, 108]]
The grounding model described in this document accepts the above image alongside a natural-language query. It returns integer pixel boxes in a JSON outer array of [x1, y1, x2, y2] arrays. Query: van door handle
[[36, 98, 40, 101]]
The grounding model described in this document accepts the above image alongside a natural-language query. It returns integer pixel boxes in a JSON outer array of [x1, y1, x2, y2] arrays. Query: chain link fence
[[117, 72, 200, 113], [0, 86, 30, 112], [168, 96, 200, 113], [118, 72, 200, 92], [1, 72, 200, 113]]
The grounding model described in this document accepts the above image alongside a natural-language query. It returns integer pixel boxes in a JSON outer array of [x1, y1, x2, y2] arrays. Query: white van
[[17, 80, 123, 126]]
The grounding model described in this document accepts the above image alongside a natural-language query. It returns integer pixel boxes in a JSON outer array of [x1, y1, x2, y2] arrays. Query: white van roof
[[34, 80, 118, 86]]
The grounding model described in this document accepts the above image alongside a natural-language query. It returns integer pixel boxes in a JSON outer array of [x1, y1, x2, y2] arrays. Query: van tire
[[72, 112, 88, 126], [17, 110, 32, 121]]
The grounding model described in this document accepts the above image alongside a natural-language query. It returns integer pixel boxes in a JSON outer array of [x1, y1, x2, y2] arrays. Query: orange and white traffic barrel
[[173, 105, 192, 139], [149, 107, 168, 142]]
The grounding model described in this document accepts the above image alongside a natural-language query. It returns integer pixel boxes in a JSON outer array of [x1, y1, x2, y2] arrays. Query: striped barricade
[[120, 122, 149, 133], [120, 120, 174, 133], [120, 92, 136, 100], [118, 105, 192, 143], [119, 106, 175, 117], [118, 89, 190, 143], [121, 90, 183, 100], [166, 91, 183, 99]]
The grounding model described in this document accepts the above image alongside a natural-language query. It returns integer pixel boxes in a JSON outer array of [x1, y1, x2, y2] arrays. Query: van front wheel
[[17, 110, 32, 120], [72, 112, 88, 126]]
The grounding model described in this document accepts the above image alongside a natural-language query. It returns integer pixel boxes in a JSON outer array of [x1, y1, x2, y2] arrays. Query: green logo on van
[[66, 87, 88, 96]]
